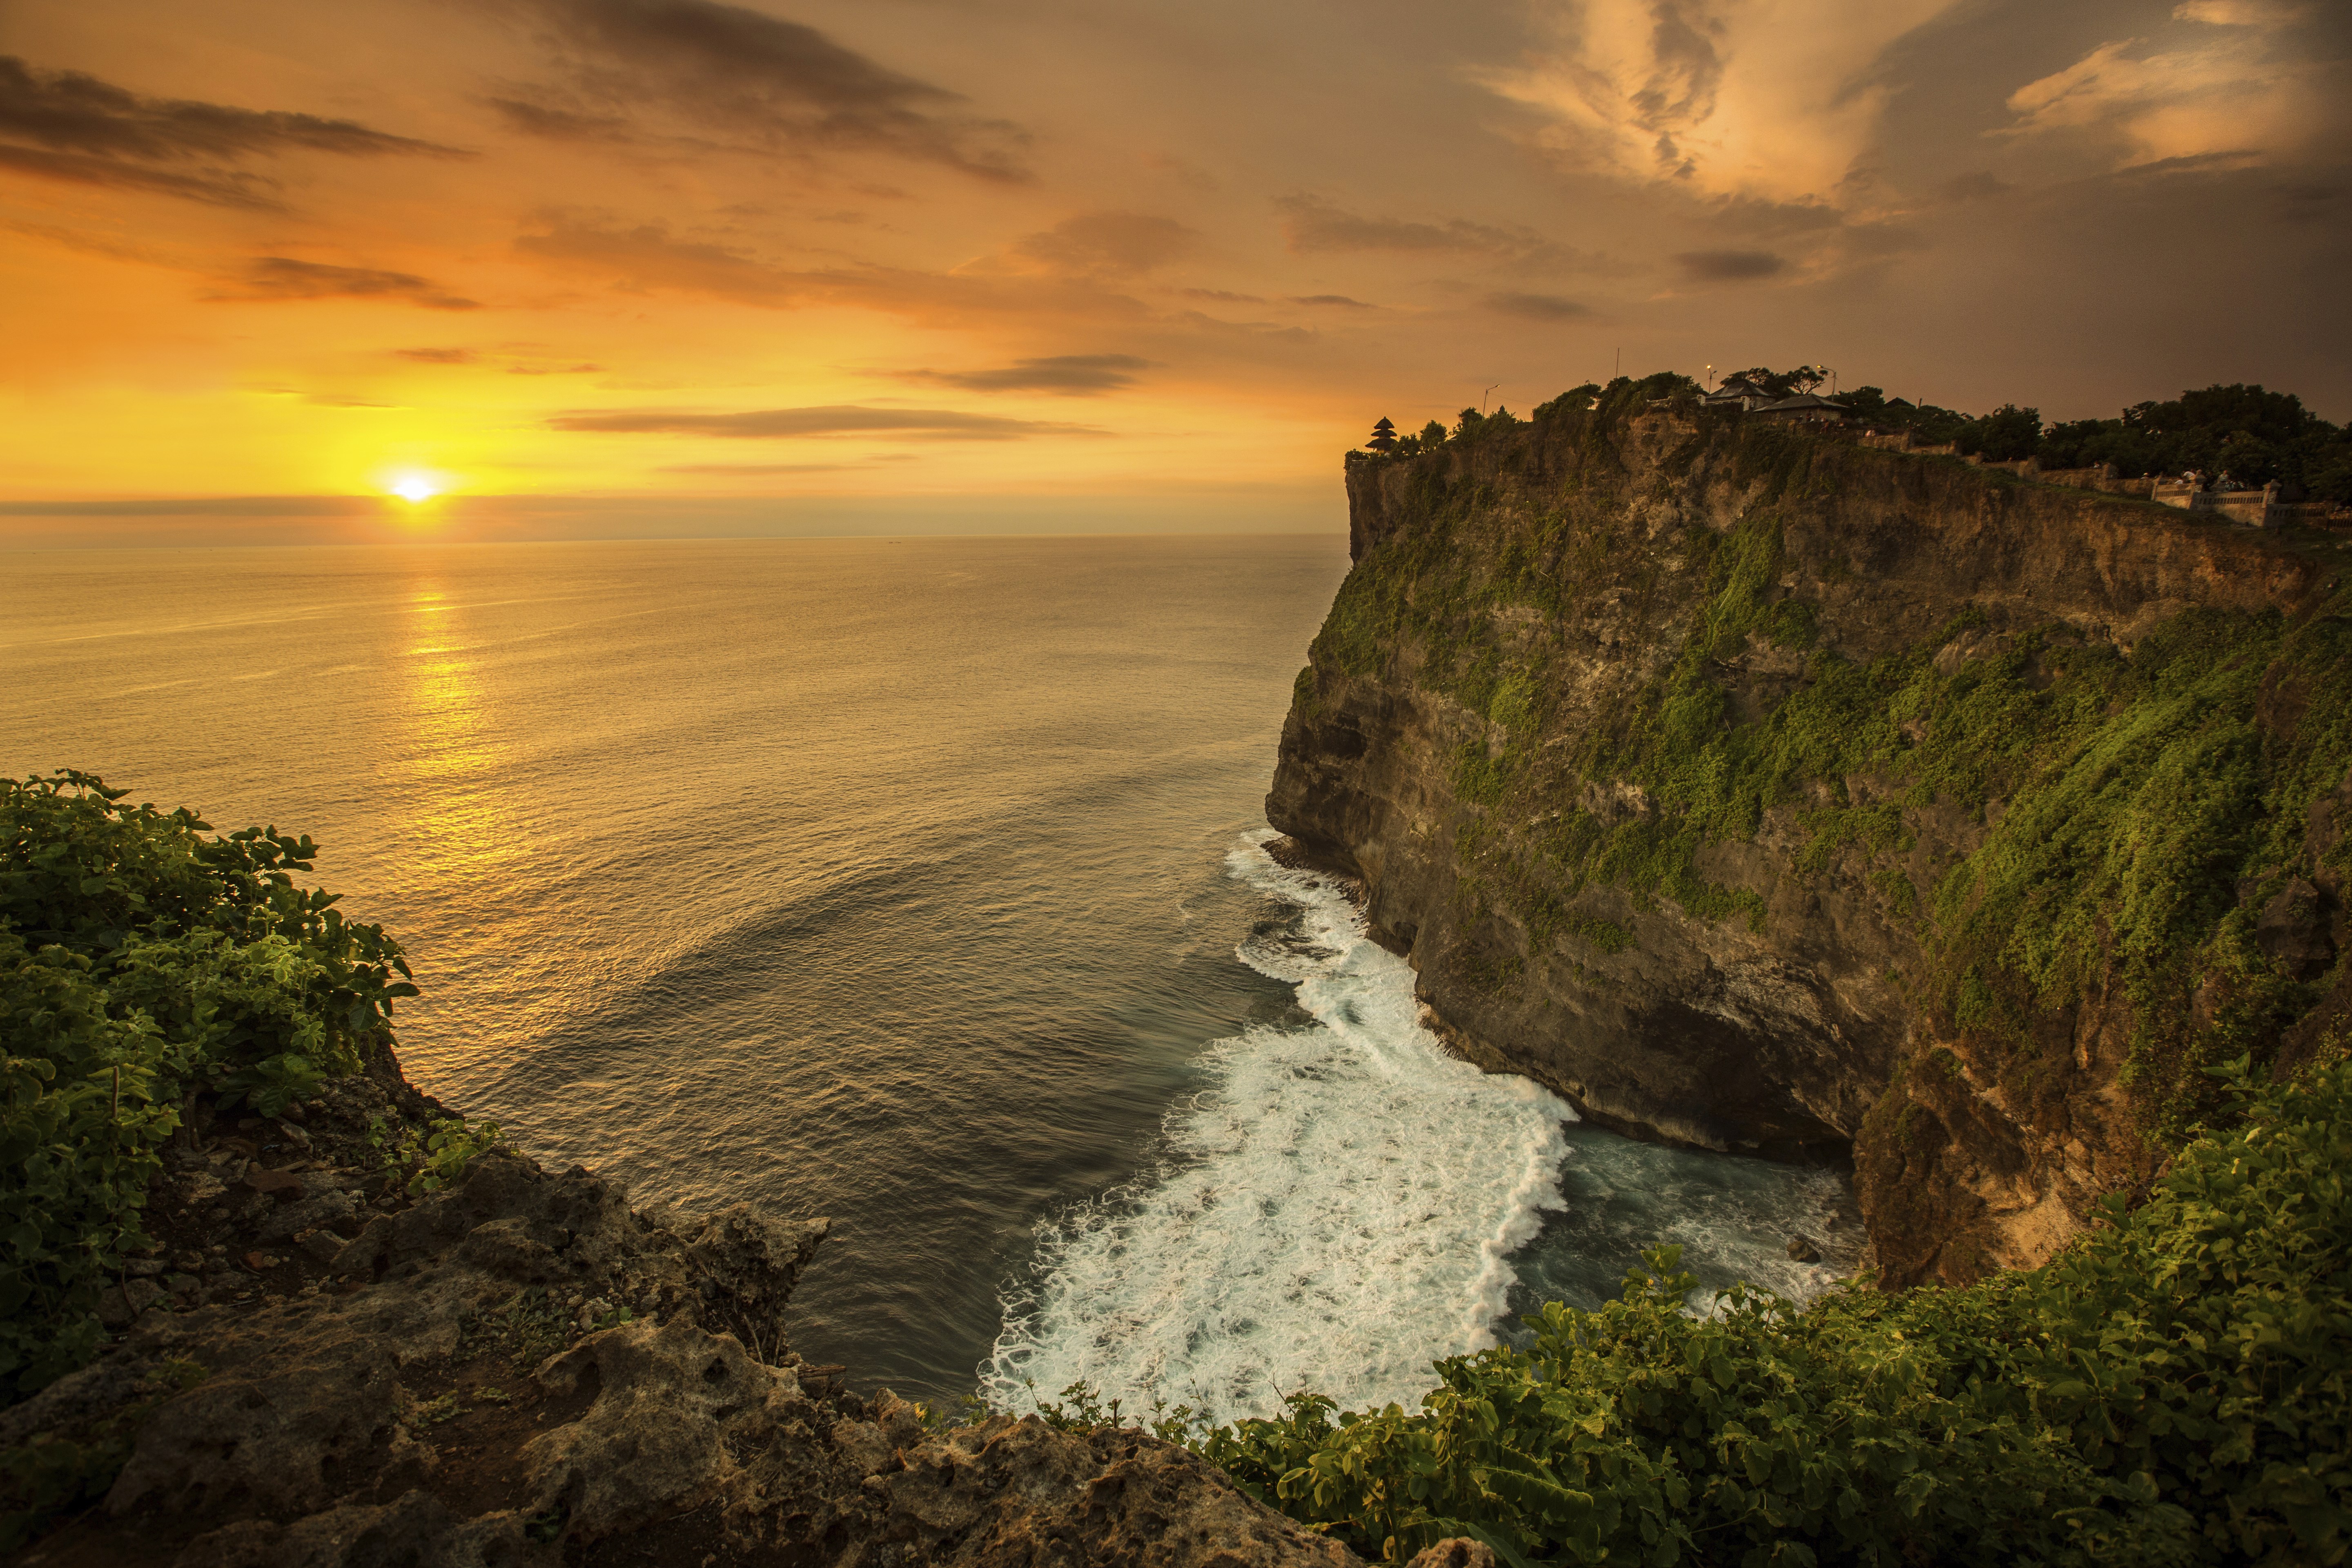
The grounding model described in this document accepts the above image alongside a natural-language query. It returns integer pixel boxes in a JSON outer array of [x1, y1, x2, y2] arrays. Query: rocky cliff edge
[[7, 1056, 1358, 1568], [1270, 406, 2351, 1286]]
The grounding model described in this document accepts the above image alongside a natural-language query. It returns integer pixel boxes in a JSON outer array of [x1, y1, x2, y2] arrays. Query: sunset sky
[[2, 0, 2347, 545]]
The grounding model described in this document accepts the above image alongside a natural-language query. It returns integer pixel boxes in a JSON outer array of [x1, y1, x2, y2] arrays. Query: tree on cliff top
[[2040, 383, 2351, 498], [1719, 365, 1825, 397]]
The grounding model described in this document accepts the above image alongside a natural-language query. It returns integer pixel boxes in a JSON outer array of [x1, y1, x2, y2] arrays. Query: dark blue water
[[2, 533, 1855, 1416]]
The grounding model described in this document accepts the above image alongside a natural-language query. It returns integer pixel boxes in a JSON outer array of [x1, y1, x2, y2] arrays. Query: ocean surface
[[2, 534, 1857, 1417]]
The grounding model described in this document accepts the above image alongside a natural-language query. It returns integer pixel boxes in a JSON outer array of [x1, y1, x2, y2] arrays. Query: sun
[[388, 473, 442, 503]]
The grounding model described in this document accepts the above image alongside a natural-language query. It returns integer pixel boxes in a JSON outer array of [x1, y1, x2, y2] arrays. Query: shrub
[[1171, 1057, 2351, 1565], [0, 772, 416, 1403]]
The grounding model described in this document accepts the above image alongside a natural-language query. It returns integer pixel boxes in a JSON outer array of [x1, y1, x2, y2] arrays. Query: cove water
[[2, 533, 1856, 1418]]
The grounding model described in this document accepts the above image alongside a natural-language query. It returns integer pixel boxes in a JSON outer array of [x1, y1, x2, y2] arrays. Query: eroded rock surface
[[1272, 411, 2348, 1286], [11, 1091, 1355, 1568]]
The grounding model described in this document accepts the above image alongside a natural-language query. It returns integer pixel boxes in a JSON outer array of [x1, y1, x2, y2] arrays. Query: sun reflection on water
[[398, 584, 525, 920]]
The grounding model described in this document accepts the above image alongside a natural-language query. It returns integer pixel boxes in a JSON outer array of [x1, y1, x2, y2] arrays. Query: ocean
[[2, 533, 1855, 1418]]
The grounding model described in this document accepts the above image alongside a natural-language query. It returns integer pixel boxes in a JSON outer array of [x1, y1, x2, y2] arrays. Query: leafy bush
[[0, 772, 415, 1403], [1168, 1058, 2350, 1566], [369, 1112, 505, 1196]]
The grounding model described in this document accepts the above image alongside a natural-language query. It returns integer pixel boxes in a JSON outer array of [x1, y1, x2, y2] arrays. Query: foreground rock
[[7, 1084, 1356, 1568]]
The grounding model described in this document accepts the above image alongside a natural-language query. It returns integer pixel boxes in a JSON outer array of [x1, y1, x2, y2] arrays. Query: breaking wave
[[983, 830, 1575, 1423]]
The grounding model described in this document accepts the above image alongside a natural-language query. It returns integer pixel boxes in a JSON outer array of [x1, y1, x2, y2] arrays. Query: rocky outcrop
[[8, 1076, 1357, 1568], [1270, 408, 2350, 1286]]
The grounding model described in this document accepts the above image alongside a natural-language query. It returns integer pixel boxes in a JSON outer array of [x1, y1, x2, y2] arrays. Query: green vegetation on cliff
[[1309, 400, 2352, 1143], [1157, 1057, 2350, 1567], [0, 772, 416, 1402]]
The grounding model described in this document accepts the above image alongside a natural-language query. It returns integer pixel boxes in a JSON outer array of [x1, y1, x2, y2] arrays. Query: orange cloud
[[2001, 4, 2346, 169]]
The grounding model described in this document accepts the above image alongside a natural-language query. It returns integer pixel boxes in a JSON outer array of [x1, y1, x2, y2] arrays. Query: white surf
[[983, 830, 1575, 1424]]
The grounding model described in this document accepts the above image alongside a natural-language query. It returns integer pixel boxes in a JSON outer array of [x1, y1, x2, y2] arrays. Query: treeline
[[1361, 370, 2352, 503], [1846, 381, 2352, 502]]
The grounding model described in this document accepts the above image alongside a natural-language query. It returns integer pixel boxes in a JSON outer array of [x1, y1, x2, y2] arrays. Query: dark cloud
[[1168, 310, 1316, 343], [1938, 171, 2013, 203], [1630, 0, 1729, 180], [895, 354, 1156, 394], [394, 346, 479, 363], [0, 56, 463, 162], [1013, 212, 1196, 275], [516, 216, 801, 304], [2271, 182, 2344, 223], [490, 0, 1027, 179], [1705, 195, 1846, 236], [0, 55, 465, 207], [1174, 286, 1267, 303], [486, 96, 632, 140], [1287, 294, 1372, 309], [515, 214, 1159, 327], [1271, 195, 1603, 272], [1276, 194, 1521, 254], [1484, 291, 1591, 321], [548, 405, 1108, 439], [1675, 249, 1784, 281], [0, 142, 278, 208], [211, 257, 480, 310]]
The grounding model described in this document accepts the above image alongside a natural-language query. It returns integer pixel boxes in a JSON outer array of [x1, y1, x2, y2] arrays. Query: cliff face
[[1270, 407, 2352, 1287]]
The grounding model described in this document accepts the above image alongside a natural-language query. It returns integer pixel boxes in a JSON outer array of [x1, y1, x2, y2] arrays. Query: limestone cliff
[[1268, 402, 2352, 1287]]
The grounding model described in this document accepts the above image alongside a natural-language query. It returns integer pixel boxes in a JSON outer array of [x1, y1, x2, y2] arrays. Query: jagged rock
[[682, 1203, 829, 1354], [173, 1492, 530, 1568], [330, 1153, 637, 1287], [882, 1414, 1359, 1568], [107, 1305, 427, 1518], [95, 1278, 167, 1326], [1785, 1237, 1822, 1263], [258, 1186, 360, 1243], [242, 1167, 307, 1199], [832, 1417, 898, 1478], [1407, 1540, 1499, 1568], [524, 1316, 814, 1540], [20, 1131, 1357, 1568]]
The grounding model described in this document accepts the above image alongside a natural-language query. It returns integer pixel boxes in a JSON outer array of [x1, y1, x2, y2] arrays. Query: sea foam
[[983, 831, 1574, 1424]]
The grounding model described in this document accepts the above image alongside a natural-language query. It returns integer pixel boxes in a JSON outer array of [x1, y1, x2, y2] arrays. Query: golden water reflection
[[398, 582, 527, 905]]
